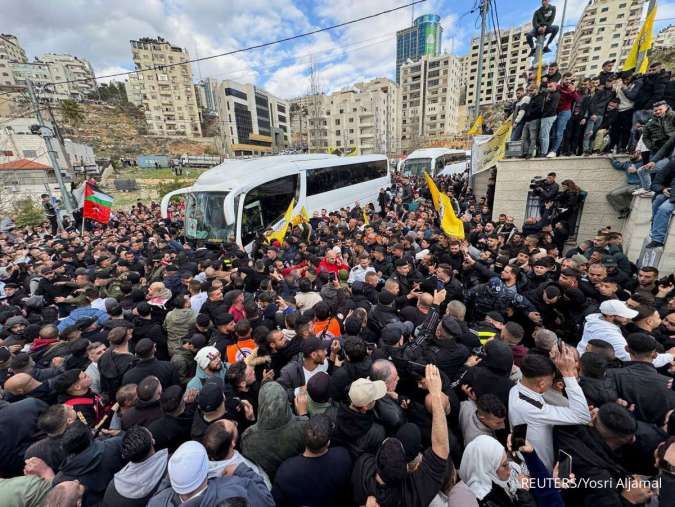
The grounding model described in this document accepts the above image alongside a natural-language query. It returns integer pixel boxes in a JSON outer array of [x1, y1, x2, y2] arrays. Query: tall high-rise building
[[557, 31, 575, 70], [215, 80, 290, 156], [396, 14, 443, 83], [464, 23, 532, 107], [127, 37, 202, 138], [559, 0, 643, 78], [399, 53, 463, 153], [0, 34, 28, 86]]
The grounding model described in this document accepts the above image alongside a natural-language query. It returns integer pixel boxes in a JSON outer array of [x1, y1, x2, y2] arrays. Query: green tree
[[60, 100, 85, 127], [12, 198, 45, 227], [157, 179, 188, 200]]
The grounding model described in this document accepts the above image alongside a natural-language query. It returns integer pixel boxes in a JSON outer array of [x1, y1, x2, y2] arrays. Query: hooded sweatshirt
[[103, 449, 170, 507], [98, 349, 136, 399], [240, 382, 307, 480], [163, 307, 196, 355], [207, 450, 271, 489]]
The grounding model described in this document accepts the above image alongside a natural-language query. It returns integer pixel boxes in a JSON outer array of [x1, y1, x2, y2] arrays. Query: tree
[[157, 179, 188, 200], [60, 100, 85, 127], [12, 198, 45, 227]]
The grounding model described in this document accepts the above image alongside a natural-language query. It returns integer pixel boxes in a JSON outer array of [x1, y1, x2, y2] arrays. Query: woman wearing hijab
[[457, 435, 535, 507]]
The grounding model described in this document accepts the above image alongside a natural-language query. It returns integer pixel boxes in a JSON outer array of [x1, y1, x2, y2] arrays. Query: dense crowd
[[0, 168, 674, 507]]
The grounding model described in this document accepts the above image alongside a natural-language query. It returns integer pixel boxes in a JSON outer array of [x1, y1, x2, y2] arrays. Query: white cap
[[168, 441, 208, 495], [195, 346, 220, 370], [349, 378, 387, 407], [599, 300, 638, 319]]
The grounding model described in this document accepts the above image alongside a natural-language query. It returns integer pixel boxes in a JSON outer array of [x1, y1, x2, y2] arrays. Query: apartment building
[[127, 37, 202, 138], [215, 79, 290, 156], [38, 53, 97, 99], [464, 23, 532, 107], [399, 54, 463, 153], [0, 34, 27, 86], [654, 25, 675, 50], [195, 78, 220, 116], [557, 31, 575, 70], [559, 0, 643, 77], [291, 78, 399, 156]]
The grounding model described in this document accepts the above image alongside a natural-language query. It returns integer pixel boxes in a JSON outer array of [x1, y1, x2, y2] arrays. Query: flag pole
[[81, 210, 85, 236], [81, 181, 86, 236]]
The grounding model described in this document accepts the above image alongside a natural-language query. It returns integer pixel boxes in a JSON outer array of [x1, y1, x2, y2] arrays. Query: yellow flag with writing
[[424, 171, 464, 239], [265, 198, 295, 243]]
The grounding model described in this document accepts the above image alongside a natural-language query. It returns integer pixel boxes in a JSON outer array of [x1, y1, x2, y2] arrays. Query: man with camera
[[532, 172, 559, 215]]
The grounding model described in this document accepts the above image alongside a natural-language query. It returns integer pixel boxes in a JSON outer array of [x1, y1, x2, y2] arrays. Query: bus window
[[241, 174, 299, 245], [434, 157, 444, 176]]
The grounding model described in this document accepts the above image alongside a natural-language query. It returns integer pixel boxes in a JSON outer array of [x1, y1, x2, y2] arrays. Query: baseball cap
[[302, 336, 328, 356], [396, 423, 423, 462], [348, 378, 387, 407], [168, 441, 209, 495], [599, 300, 638, 319], [440, 316, 462, 337], [195, 346, 220, 370], [381, 325, 403, 345], [307, 371, 331, 404], [198, 380, 224, 412]]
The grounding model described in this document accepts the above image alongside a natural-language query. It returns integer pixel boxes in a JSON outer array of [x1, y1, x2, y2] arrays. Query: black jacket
[[98, 349, 136, 400], [524, 93, 545, 122], [147, 405, 196, 453], [541, 90, 560, 118], [368, 304, 400, 336], [608, 361, 675, 424], [332, 403, 386, 460], [121, 358, 180, 389], [25, 434, 67, 472], [0, 398, 48, 477], [121, 398, 163, 430], [329, 358, 373, 402], [651, 158, 675, 194], [54, 438, 124, 507], [132, 317, 168, 360]]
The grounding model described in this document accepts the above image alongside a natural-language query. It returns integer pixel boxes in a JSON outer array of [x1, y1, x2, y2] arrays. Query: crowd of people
[[0, 169, 674, 507]]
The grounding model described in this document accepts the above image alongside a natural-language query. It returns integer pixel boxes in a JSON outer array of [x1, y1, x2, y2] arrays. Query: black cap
[[307, 371, 331, 403], [213, 313, 234, 327], [302, 336, 328, 356], [381, 325, 403, 345], [196, 314, 211, 328], [486, 311, 505, 324], [189, 333, 208, 349], [198, 380, 224, 412], [53, 369, 82, 394], [440, 316, 462, 336], [396, 423, 423, 462]]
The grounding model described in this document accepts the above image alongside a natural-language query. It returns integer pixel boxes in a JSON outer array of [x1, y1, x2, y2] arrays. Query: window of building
[[335, 119, 340, 125]]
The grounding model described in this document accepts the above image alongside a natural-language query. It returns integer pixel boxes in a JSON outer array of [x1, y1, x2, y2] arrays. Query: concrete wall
[[622, 194, 675, 274], [493, 156, 626, 243]]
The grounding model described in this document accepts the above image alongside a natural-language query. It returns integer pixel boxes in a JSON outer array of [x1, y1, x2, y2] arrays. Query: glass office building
[[396, 14, 443, 83]]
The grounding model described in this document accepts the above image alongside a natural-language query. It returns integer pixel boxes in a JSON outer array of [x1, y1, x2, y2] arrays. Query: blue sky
[[2, 0, 675, 99]]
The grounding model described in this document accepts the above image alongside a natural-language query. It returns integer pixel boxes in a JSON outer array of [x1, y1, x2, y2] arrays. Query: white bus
[[399, 148, 469, 178], [160, 154, 390, 248]]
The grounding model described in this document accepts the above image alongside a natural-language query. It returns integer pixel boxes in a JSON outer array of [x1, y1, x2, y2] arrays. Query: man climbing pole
[[527, 0, 559, 57]]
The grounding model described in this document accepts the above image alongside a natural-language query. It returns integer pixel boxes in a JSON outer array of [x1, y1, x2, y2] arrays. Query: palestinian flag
[[83, 182, 113, 224]]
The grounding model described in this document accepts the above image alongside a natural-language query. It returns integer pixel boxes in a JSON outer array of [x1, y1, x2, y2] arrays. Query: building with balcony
[[396, 14, 443, 83], [215, 80, 290, 156], [127, 37, 202, 138], [399, 54, 463, 153], [654, 25, 675, 50], [37, 53, 96, 100], [464, 23, 532, 107], [0, 34, 27, 86], [558, 0, 643, 78]]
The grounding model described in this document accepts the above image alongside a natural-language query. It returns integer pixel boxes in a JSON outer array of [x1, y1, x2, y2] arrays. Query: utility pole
[[27, 80, 74, 214], [46, 102, 76, 176], [555, 0, 568, 62], [474, 0, 489, 119]]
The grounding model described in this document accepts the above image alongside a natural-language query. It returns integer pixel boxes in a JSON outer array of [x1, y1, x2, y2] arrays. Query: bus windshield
[[184, 192, 234, 242], [402, 158, 432, 177]]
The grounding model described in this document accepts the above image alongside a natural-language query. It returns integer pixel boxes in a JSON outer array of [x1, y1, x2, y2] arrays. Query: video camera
[[529, 176, 546, 192]]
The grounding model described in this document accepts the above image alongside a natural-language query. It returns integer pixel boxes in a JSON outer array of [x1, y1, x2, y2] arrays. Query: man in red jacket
[[548, 72, 581, 157], [317, 249, 349, 275]]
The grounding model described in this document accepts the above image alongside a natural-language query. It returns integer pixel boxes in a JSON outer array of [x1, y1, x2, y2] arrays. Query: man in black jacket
[[608, 333, 675, 424], [647, 158, 675, 248], [526, 0, 558, 55], [521, 84, 545, 158], [556, 403, 653, 506], [121, 338, 180, 389]]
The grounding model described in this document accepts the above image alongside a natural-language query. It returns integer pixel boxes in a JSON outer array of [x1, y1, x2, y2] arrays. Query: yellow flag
[[479, 116, 513, 171], [438, 192, 465, 239], [346, 146, 360, 156], [265, 198, 295, 243], [423, 171, 464, 239], [623, 2, 657, 73], [424, 171, 441, 212], [291, 206, 310, 226], [362, 207, 369, 225], [467, 114, 483, 136]]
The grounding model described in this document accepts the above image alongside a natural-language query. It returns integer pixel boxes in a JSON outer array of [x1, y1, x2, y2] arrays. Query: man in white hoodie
[[577, 300, 674, 367]]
